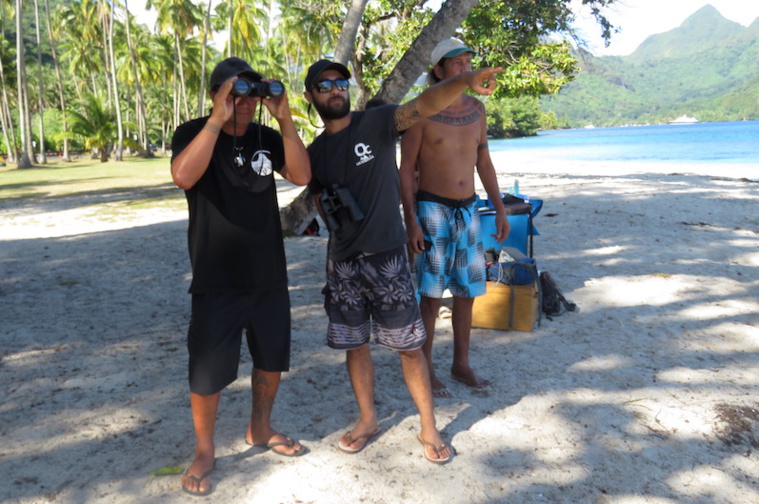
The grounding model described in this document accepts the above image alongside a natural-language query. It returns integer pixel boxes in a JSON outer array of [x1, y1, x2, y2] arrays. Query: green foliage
[[486, 96, 543, 138], [496, 42, 577, 98], [462, 0, 614, 98], [2, 0, 627, 164], [353, 0, 435, 105], [67, 94, 118, 162]]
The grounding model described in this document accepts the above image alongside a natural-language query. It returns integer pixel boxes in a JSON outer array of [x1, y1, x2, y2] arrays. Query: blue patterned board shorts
[[323, 246, 426, 351], [414, 191, 487, 299]]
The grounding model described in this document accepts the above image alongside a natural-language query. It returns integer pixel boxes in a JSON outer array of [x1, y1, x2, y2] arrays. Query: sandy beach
[[1, 151, 758, 503]]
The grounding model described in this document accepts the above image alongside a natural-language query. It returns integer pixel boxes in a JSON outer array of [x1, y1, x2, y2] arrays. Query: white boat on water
[[670, 115, 699, 124]]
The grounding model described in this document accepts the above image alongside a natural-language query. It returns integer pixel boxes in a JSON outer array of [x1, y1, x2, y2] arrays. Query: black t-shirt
[[307, 105, 407, 261], [171, 116, 287, 293]]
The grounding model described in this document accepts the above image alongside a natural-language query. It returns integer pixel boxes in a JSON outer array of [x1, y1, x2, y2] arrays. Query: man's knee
[[398, 347, 425, 362], [420, 296, 443, 312], [452, 296, 475, 310]]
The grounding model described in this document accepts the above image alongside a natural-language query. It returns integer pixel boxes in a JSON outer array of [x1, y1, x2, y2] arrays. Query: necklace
[[233, 146, 245, 167]]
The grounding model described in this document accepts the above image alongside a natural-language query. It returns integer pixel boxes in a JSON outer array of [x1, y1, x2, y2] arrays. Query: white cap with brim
[[431, 37, 476, 66]]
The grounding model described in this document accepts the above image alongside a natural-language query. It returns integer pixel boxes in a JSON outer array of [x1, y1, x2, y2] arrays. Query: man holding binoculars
[[171, 57, 310, 496]]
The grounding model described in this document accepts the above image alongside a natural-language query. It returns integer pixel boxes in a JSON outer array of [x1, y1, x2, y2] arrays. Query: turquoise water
[[489, 121, 759, 166]]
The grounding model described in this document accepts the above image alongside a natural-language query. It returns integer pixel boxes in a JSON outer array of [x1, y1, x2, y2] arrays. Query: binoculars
[[319, 184, 364, 231], [231, 78, 285, 98]]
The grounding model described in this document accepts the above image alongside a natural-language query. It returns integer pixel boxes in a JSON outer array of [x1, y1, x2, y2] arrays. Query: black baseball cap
[[209, 57, 262, 90], [304, 60, 351, 91]]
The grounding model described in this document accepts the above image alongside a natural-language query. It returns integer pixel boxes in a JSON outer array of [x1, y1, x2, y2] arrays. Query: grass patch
[[0, 155, 186, 214]]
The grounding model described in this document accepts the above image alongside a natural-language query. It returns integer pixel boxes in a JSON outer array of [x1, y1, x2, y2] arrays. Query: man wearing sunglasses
[[171, 57, 311, 496], [400, 38, 510, 399], [303, 58, 501, 464]]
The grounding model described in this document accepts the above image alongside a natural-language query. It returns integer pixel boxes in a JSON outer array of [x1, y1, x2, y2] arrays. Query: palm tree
[[68, 93, 117, 162], [103, 0, 124, 160], [43, 0, 70, 161], [57, 0, 106, 103], [123, 0, 153, 157], [216, 0, 265, 63], [33, 0, 46, 164], [149, 0, 203, 124], [15, 0, 34, 168], [0, 39, 18, 164], [197, 0, 214, 116]]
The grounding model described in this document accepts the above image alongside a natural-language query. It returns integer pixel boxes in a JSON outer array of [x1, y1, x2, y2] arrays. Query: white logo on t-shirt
[[354, 143, 374, 166], [251, 150, 273, 176]]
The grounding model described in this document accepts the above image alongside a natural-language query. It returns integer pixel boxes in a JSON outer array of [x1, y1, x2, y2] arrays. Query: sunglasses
[[312, 78, 350, 93]]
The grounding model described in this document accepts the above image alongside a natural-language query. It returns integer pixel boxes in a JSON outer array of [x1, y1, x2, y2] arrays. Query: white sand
[[1, 153, 758, 503]]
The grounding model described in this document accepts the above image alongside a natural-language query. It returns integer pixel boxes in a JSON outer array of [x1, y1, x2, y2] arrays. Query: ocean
[[489, 121, 759, 167]]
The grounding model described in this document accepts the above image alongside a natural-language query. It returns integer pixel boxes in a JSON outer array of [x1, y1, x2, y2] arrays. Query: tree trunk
[[124, 0, 152, 157], [376, 0, 480, 104], [108, 5, 124, 161], [175, 33, 191, 123], [0, 51, 16, 164], [279, 185, 317, 236], [334, 0, 368, 65], [198, 0, 213, 117], [33, 0, 47, 164], [44, 0, 70, 161], [16, 0, 35, 168]]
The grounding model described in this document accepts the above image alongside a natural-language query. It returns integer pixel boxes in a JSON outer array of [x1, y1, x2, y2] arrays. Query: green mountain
[[541, 5, 759, 127]]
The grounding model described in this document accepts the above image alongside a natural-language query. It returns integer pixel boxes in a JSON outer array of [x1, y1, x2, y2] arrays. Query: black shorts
[[187, 285, 291, 395]]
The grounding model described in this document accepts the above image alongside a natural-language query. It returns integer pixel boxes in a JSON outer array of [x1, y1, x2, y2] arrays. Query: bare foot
[[181, 454, 215, 496], [451, 366, 490, 389]]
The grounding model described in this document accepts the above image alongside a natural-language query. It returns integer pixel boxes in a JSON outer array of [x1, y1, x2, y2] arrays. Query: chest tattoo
[[429, 106, 481, 127]]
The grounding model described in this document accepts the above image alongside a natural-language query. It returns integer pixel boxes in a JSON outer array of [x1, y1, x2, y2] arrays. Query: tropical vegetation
[[1, 0, 621, 169]]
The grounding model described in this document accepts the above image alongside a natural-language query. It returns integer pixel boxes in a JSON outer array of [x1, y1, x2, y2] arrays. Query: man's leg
[[398, 348, 453, 462], [339, 344, 380, 450], [419, 295, 450, 398], [450, 296, 490, 389], [246, 369, 302, 455], [182, 391, 220, 494]]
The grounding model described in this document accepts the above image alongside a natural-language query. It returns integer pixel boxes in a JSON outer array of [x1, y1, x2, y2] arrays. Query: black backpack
[[540, 271, 577, 318]]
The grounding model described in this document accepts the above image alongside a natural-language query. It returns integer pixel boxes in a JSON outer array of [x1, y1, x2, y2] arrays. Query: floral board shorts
[[323, 246, 426, 351]]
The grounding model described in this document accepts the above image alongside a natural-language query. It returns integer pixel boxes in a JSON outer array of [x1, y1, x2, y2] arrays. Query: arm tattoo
[[394, 101, 422, 131]]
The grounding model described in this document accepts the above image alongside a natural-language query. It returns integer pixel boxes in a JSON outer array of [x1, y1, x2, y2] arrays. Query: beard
[[313, 95, 351, 120]]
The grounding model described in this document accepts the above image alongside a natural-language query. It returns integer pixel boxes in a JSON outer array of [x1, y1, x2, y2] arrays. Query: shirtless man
[[400, 38, 510, 398]]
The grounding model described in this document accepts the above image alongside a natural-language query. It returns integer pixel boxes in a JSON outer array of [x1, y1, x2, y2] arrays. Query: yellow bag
[[471, 281, 540, 332]]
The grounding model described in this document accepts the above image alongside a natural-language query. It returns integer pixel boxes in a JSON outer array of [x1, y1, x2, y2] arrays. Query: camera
[[231, 78, 285, 98], [319, 184, 364, 231]]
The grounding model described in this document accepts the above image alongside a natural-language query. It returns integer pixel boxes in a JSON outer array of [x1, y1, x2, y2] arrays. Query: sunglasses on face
[[312, 78, 350, 93]]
